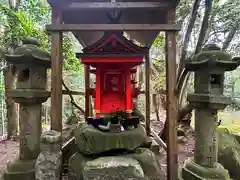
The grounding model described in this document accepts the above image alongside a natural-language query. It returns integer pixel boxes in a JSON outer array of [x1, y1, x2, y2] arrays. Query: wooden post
[[95, 68, 101, 117], [145, 55, 151, 136], [84, 65, 90, 118], [126, 69, 132, 118], [51, 9, 63, 133], [165, 8, 178, 180]]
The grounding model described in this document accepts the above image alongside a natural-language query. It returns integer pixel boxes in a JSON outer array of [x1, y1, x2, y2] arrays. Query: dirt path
[[0, 140, 19, 174]]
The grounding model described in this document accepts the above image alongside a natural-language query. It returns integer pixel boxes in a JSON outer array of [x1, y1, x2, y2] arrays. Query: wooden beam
[[76, 53, 148, 58], [165, 8, 178, 180], [84, 65, 90, 118], [46, 24, 181, 32], [145, 55, 151, 136], [62, 90, 85, 95], [56, 2, 171, 10], [51, 9, 63, 133]]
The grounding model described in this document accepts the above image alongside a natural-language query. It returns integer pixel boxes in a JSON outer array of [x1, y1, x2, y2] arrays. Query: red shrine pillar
[[95, 68, 101, 117], [125, 69, 132, 118]]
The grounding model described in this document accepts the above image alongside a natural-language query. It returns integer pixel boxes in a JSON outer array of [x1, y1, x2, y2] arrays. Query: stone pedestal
[[35, 130, 62, 180], [180, 158, 230, 180], [68, 124, 164, 180], [194, 109, 217, 167], [19, 104, 42, 160]]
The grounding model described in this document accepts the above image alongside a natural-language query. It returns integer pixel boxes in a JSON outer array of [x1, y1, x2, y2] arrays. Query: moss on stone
[[217, 125, 240, 143], [191, 50, 231, 62], [14, 43, 50, 59], [74, 124, 150, 155], [125, 148, 163, 179], [181, 158, 231, 179], [7, 160, 34, 172], [217, 131, 240, 180], [4, 160, 35, 180], [68, 152, 94, 180]]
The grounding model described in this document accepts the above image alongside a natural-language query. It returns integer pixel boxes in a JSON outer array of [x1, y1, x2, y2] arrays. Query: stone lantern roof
[[5, 37, 51, 68], [185, 44, 240, 71]]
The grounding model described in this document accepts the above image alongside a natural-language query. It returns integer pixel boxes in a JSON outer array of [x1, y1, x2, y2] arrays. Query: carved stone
[[35, 131, 62, 180], [4, 37, 51, 180]]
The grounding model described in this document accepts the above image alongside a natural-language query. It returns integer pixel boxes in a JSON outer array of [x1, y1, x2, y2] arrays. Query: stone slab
[[83, 156, 146, 180], [125, 148, 163, 179], [4, 159, 35, 180], [68, 148, 164, 180], [74, 124, 150, 155], [68, 152, 94, 180]]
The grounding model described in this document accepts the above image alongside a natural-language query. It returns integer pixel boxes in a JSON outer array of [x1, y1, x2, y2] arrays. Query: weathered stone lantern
[[180, 44, 240, 180], [4, 37, 50, 180]]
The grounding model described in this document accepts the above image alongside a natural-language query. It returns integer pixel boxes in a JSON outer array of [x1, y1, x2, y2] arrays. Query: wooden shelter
[[46, 0, 180, 179]]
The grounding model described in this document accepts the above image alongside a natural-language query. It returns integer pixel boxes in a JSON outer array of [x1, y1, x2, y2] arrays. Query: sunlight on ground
[[191, 110, 240, 133]]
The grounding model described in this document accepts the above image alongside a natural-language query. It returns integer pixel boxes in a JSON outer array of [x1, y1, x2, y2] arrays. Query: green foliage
[[0, 0, 82, 71], [152, 59, 165, 92], [151, 33, 165, 47], [62, 33, 82, 71], [104, 109, 128, 124]]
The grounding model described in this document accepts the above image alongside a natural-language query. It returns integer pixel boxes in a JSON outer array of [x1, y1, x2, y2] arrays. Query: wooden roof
[[47, 0, 179, 47]]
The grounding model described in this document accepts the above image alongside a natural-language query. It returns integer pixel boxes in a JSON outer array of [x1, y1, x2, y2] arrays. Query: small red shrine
[[77, 32, 148, 118]]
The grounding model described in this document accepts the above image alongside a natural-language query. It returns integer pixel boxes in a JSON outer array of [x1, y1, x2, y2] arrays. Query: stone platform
[[179, 158, 231, 180], [74, 124, 151, 155], [68, 148, 164, 180], [68, 124, 164, 180]]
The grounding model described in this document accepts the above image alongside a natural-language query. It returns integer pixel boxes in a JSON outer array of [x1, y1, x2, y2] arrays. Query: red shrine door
[[100, 70, 126, 113]]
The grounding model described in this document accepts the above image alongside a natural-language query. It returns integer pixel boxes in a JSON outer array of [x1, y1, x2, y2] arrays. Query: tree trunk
[[160, 0, 213, 142], [4, 65, 18, 140], [177, 0, 202, 76], [222, 23, 239, 50], [152, 94, 160, 121]]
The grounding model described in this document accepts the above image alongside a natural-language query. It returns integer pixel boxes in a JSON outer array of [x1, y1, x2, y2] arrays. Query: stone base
[[4, 159, 35, 180], [74, 124, 151, 155], [68, 148, 164, 180], [83, 156, 146, 180], [179, 159, 231, 180]]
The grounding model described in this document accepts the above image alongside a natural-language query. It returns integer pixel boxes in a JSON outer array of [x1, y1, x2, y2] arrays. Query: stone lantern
[[4, 37, 50, 180], [180, 44, 240, 180]]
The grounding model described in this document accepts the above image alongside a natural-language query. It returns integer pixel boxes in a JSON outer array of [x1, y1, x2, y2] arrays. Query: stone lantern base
[[4, 159, 35, 180], [179, 158, 231, 180]]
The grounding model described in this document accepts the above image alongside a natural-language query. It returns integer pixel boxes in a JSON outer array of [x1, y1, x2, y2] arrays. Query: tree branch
[[178, 103, 194, 122], [222, 23, 239, 50], [177, 0, 201, 78], [195, 0, 213, 54], [176, 0, 213, 98], [62, 79, 85, 114]]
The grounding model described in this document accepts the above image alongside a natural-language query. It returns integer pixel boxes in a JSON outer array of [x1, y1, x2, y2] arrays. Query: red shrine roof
[[76, 32, 149, 58]]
